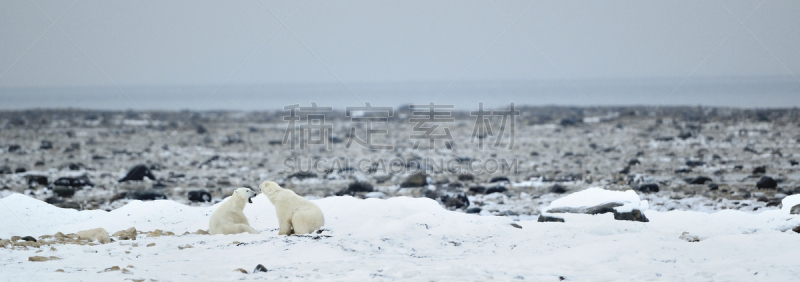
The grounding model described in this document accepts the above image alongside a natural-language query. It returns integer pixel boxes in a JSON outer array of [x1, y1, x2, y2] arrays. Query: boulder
[[791, 204, 800, 215], [549, 184, 567, 194], [466, 207, 482, 214], [485, 186, 507, 194], [637, 183, 659, 193], [440, 193, 469, 209], [756, 176, 777, 189], [188, 190, 212, 202], [537, 215, 565, 223], [457, 174, 475, 182], [52, 177, 94, 188], [686, 176, 712, 185], [336, 181, 374, 196], [752, 166, 766, 175], [400, 172, 427, 188], [489, 176, 510, 183], [119, 164, 156, 182]]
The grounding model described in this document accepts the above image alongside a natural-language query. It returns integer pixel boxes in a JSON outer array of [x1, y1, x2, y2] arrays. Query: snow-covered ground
[[2, 189, 799, 281]]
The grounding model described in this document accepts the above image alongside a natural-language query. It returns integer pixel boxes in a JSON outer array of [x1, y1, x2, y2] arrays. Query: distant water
[[2, 77, 798, 110]]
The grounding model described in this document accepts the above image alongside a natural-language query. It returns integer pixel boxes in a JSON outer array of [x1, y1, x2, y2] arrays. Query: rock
[[546, 202, 649, 222], [549, 184, 567, 194], [510, 223, 522, 229], [708, 183, 719, 190], [466, 207, 482, 214], [637, 183, 659, 193], [77, 228, 111, 244], [194, 229, 209, 235], [791, 204, 800, 215], [790, 160, 798, 166], [685, 161, 705, 167], [119, 164, 156, 182], [20, 236, 36, 242], [14, 167, 26, 173], [457, 174, 475, 182], [537, 215, 565, 223], [628, 159, 641, 166], [56, 201, 81, 210], [793, 226, 800, 234], [99, 266, 121, 273], [287, 171, 317, 180], [52, 177, 94, 188], [7, 144, 21, 152], [752, 166, 767, 175], [253, 264, 268, 273], [468, 186, 486, 194], [178, 244, 193, 250], [29, 256, 59, 262], [337, 181, 374, 196], [26, 175, 48, 188], [39, 140, 53, 150], [131, 191, 167, 201], [756, 176, 777, 189], [0, 166, 11, 174], [400, 172, 428, 188], [687, 176, 712, 185], [113, 228, 137, 240], [52, 187, 76, 198], [674, 168, 692, 174], [485, 186, 507, 194], [188, 190, 212, 202], [235, 268, 248, 274], [489, 176, 510, 183], [441, 193, 469, 209]]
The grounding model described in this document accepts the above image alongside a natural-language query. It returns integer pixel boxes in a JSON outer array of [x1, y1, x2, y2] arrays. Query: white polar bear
[[209, 188, 259, 235], [259, 181, 324, 235]]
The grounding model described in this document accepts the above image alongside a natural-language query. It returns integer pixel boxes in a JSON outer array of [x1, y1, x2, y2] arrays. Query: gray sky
[[0, 0, 798, 108]]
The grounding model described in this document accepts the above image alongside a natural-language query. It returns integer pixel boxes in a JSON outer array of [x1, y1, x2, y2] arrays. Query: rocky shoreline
[[1, 107, 798, 218]]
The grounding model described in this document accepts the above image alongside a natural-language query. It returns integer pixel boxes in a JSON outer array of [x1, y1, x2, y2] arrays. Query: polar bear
[[259, 181, 324, 235], [208, 188, 259, 235]]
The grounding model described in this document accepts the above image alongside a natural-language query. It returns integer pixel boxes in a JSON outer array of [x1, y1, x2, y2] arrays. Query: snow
[[782, 194, 800, 213], [2, 190, 800, 281], [544, 187, 649, 213]]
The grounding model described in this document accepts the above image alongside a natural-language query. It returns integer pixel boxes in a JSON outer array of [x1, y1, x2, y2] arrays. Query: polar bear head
[[259, 181, 282, 197], [234, 187, 257, 203]]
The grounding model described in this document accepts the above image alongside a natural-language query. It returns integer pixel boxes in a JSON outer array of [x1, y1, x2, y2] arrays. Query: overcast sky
[[0, 0, 798, 109]]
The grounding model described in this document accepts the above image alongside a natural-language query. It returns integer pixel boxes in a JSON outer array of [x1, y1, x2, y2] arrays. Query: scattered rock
[[253, 264, 268, 273], [547, 202, 649, 222], [468, 186, 486, 194], [400, 172, 428, 188], [687, 176, 712, 185], [20, 236, 36, 242], [26, 175, 48, 188], [549, 184, 567, 194], [188, 190, 212, 202], [113, 227, 137, 240], [147, 243, 156, 247], [752, 166, 767, 175], [441, 193, 469, 209], [789, 204, 800, 215], [466, 207, 482, 214], [489, 176, 510, 183], [131, 191, 167, 201], [637, 183, 659, 193], [337, 181, 374, 196], [457, 174, 475, 182], [29, 256, 59, 262], [510, 223, 522, 229], [234, 268, 248, 274], [756, 176, 777, 189], [537, 215, 565, 223], [39, 140, 53, 150], [793, 226, 800, 234], [119, 164, 156, 182], [178, 244, 193, 250], [7, 144, 21, 152], [194, 229, 209, 235], [790, 160, 798, 166], [99, 266, 121, 273], [52, 177, 94, 188], [485, 186, 507, 194], [14, 167, 26, 173], [52, 187, 76, 198], [685, 161, 705, 167]]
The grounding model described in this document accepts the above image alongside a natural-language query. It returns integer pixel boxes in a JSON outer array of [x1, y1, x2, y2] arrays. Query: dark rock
[[45, 197, 63, 205], [687, 176, 712, 185], [222, 134, 244, 145], [92, 155, 106, 160], [196, 125, 207, 134], [253, 264, 268, 273], [188, 190, 212, 202], [485, 186, 507, 194], [752, 166, 767, 175], [400, 172, 428, 188], [14, 167, 26, 173], [131, 191, 167, 201], [743, 146, 758, 154], [655, 136, 674, 142], [549, 184, 567, 194], [559, 118, 580, 127], [708, 183, 719, 191], [733, 165, 743, 171], [791, 204, 800, 215], [39, 140, 53, 150], [510, 223, 522, 229], [152, 181, 167, 189], [119, 165, 156, 182], [628, 159, 641, 166], [441, 193, 469, 209], [336, 181, 374, 196], [489, 176, 510, 183], [793, 226, 800, 234], [0, 166, 12, 174], [537, 215, 565, 223], [268, 140, 282, 146], [466, 207, 482, 214], [547, 202, 649, 222], [766, 200, 781, 207], [56, 201, 81, 210], [34, 160, 44, 167], [20, 236, 37, 242], [27, 175, 48, 188], [287, 171, 317, 180], [674, 168, 692, 174], [7, 144, 21, 152], [52, 187, 76, 198], [637, 183, 659, 193], [791, 160, 798, 166], [757, 196, 769, 202], [685, 161, 705, 167], [756, 176, 777, 189], [52, 177, 93, 188], [468, 186, 486, 194], [678, 131, 693, 140], [199, 155, 220, 167]]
